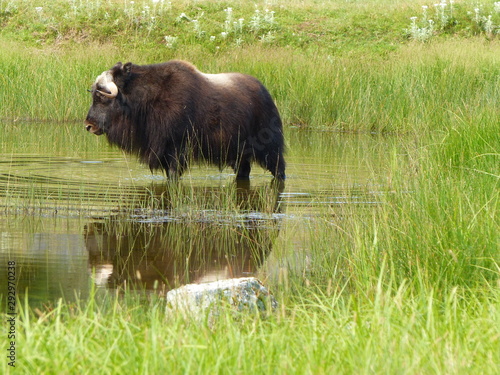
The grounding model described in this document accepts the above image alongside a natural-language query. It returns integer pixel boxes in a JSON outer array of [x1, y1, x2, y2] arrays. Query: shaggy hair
[[85, 60, 285, 179]]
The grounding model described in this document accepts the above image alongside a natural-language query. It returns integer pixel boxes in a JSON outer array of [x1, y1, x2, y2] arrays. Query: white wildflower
[[164, 35, 178, 48]]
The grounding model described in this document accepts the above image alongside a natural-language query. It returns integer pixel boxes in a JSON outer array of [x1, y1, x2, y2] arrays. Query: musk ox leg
[[266, 152, 286, 180], [166, 166, 182, 179], [161, 153, 187, 179], [234, 159, 251, 180]]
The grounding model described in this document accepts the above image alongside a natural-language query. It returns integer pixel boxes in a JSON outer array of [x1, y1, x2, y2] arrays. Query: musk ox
[[85, 60, 286, 180]]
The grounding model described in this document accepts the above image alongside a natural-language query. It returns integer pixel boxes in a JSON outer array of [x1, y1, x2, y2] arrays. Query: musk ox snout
[[84, 120, 103, 135]]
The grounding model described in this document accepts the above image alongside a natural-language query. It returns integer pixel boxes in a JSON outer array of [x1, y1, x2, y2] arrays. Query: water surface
[[0, 125, 400, 307]]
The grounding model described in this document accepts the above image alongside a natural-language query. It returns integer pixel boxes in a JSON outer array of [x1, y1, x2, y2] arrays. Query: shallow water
[[0, 125, 400, 308]]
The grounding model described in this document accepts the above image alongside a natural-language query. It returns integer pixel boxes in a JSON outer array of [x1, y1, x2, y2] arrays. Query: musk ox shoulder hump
[[168, 60, 237, 87], [166, 60, 198, 74], [200, 72, 234, 87]]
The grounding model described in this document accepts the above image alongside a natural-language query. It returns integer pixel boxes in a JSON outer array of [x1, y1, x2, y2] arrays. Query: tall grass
[[0, 1, 499, 373], [4, 124, 497, 373], [0, 39, 117, 122], [1, 0, 499, 131], [296, 110, 499, 293], [1, 39, 498, 133], [4, 263, 499, 374]]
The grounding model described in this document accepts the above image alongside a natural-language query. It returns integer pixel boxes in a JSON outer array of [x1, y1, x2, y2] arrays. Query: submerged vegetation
[[0, 0, 499, 374]]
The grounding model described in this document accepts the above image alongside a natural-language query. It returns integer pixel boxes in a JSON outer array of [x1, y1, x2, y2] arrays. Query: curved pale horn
[[95, 71, 118, 98], [97, 82, 118, 98]]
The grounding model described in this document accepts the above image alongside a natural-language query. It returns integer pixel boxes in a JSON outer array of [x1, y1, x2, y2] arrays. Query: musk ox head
[[84, 62, 128, 135]]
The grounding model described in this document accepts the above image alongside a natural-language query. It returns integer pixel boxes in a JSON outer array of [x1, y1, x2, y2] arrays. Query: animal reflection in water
[[84, 181, 283, 291]]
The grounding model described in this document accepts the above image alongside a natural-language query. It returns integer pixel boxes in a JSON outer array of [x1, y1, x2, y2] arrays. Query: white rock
[[166, 277, 277, 320]]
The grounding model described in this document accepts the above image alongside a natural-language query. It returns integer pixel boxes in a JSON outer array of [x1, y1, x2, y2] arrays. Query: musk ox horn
[[97, 83, 118, 98], [94, 71, 118, 99]]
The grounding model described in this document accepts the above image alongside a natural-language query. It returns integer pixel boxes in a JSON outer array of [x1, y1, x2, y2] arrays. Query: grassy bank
[[1, 0, 499, 132], [1, 0, 499, 374], [1, 38, 498, 133], [7, 282, 499, 374]]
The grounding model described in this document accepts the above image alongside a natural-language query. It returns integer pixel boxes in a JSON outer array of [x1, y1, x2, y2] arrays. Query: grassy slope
[[0, 1, 499, 373], [0, 0, 498, 132]]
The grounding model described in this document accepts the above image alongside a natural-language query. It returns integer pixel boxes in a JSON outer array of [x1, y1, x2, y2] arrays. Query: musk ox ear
[[111, 62, 132, 77], [123, 62, 133, 75], [109, 62, 133, 91]]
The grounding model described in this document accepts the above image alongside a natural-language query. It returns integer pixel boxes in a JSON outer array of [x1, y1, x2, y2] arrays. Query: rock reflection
[[84, 181, 284, 291]]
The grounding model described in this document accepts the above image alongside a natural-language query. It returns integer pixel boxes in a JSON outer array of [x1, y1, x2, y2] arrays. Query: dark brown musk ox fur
[[84, 60, 286, 180]]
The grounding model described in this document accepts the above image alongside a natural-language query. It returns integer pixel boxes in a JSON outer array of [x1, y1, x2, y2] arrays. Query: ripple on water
[[0, 130, 399, 306]]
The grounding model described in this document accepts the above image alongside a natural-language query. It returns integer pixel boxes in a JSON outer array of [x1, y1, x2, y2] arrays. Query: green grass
[[1, 0, 499, 131], [3, 116, 498, 374], [6, 265, 500, 374], [322, 118, 499, 291], [0, 0, 499, 374], [1, 39, 498, 133]]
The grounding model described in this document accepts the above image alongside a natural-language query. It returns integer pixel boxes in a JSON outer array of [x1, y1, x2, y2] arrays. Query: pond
[[0, 124, 400, 308]]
